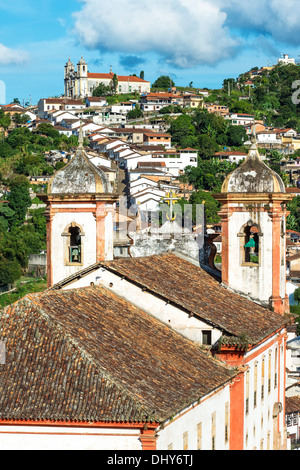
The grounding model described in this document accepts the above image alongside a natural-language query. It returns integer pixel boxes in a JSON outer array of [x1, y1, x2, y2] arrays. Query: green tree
[[226, 125, 247, 147], [152, 75, 175, 89], [7, 175, 32, 226], [0, 259, 22, 285], [293, 286, 300, 305], [127, 106, 143, 119], [287, 196, 300, 232], [0, 110, 11, 130], [169, 114, 196, 147], [92, 83, 112, 96], [112, 74, 118, 93]]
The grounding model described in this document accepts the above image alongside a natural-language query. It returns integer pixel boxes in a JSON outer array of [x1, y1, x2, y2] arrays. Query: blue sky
[[0, 0, 299, 105]]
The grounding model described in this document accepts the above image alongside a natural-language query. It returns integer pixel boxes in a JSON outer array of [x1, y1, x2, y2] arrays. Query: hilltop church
[[64, 57, 151, 99], [0, 127, 294, 450]]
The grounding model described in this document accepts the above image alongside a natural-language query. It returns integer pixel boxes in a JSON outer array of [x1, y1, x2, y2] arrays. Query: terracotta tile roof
[[285, 395, 300, 413], [117, 75, 150, 83], [286, 187, 300, 193], [103, 253, 289, 345], [88, 72, 114, 80], [289, 271, 300, 278], [87, 73, 150, 83], [0, 286, 236, 424]]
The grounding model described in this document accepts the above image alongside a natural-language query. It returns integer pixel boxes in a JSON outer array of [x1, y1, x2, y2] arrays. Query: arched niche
[[238, 220, 263, 266], [61, 222, 85, 266]]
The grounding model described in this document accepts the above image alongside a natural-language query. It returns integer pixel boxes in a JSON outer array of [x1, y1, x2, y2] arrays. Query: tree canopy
[[152, 75, 175, 89]]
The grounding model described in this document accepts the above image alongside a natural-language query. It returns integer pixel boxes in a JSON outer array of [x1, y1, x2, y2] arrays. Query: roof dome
[[221, 130, 285, 193], [48, 125, 113, 195]]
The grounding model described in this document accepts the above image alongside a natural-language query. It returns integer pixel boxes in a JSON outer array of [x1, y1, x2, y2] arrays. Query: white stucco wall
[[0, 425, 142, 450], [156, 385, 231, 450], [243, 334, 286, 450]]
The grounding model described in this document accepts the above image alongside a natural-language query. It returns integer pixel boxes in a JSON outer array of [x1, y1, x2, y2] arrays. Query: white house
[[214, 151, 248, 163], [225, 113, 255, 126], [256, 130, 281, 145], [110, 102, 133, 115], [278, 54, 295, 65], [85, 96, 108, 107]]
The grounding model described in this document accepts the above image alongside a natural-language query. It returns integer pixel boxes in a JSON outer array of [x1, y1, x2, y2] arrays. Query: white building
[[225, 113, 255, 126], [64, 57, 150, 99], [278, 54, 295, 65]]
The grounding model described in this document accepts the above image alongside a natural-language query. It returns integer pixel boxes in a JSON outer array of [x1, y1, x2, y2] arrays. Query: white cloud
[[72, 0, 300, 68], [218, 0, 300, 45], [72, 0, 239, 68], [0, 43, 29, 65]]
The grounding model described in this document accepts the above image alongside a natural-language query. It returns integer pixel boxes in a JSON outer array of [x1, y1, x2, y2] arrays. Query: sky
[[0, 0, 300, 105]]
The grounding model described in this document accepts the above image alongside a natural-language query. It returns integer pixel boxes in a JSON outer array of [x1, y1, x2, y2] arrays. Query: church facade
[[64, 57, 151, 99], [0, 129, 293, 450]]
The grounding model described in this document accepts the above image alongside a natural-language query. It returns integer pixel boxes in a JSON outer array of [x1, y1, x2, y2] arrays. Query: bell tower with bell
[[42, 124, 118, 287], [214, 129, 292, 315]]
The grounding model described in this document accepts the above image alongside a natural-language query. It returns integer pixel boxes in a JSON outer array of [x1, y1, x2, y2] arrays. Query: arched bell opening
[[238, 221, 263, 266], [69, 225, 82, 263], [62, 223, 85, 266]]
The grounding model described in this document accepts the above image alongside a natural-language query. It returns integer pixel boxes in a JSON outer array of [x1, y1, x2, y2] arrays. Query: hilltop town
[[0, 55, 300, 450]]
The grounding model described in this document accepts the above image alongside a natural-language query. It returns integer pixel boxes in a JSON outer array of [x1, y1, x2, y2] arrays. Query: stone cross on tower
[[163, 191, 179, 221]]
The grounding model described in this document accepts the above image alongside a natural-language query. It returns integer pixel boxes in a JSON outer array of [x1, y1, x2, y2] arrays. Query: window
[[254, 363, 258, 407], [246, 370, 250, 414], [261, 357, 265, 400], [268, 351, 272, 393], [211, 412, 216, 450], [225, 402, 229, 444], [274, 348, 278, 388], [183, 431, 188, 450], [244, 225, 259, 263], [62, 223, 85, 266], [239, 221, 262, 265], [69, 225, 82, 263], [197, 422, 202, 450], [202, 330, 212, 345]]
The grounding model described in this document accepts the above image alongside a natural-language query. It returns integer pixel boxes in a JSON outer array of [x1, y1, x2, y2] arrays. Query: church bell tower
[[42, 125, 118, 287], [214, 130, 292, 315]]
